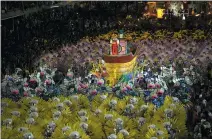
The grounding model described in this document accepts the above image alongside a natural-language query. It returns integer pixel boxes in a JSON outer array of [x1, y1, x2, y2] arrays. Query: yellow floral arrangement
[[2, 95, 188, 139], [89, 29, 207, 42], [192, 30, 206, 40]]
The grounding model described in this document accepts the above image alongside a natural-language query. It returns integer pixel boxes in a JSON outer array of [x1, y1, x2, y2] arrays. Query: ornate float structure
[[103, 30, 137, 86]]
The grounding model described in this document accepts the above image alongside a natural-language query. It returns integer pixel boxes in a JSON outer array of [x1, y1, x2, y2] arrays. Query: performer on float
[[118, 30, 127, 55], [109, 30, 128, 56], [110, 38, 119, 55]]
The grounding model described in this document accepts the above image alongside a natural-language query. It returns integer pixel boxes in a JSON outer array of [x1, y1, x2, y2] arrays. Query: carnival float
[[103, 30, 137, 86]]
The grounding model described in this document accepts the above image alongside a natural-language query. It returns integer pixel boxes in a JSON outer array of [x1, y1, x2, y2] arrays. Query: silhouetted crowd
[[2, 2, 120, 75], [2, 2, 212, 76], [1, 1, 60, 13], [190, 68, 212, 139]]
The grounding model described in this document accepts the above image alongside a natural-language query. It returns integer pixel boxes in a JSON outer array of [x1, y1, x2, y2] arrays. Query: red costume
[[112, 41, 118, 55]]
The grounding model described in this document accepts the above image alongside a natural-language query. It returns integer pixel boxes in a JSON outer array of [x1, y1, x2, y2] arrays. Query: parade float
[[103, 30, 137, 86]]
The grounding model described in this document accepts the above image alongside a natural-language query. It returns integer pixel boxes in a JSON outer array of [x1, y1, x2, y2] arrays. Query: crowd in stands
[[2, 2, 212, 75], [191, 80, 212, 138], [2, 2, 122, 75], [1, 1, 60, 13]]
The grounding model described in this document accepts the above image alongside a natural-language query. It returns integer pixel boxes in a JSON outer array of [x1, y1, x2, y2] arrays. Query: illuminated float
[[103, 30, 137, 86]]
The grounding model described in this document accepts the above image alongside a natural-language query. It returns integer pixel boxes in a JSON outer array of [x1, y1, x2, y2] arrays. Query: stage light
[[157, 8, 165, 19], [170, 2, 181, 16], [50, 5, 59, 8], [182, 15, 185, 20], [170, 4, 177, 10], [181, 4, 184, 10]]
